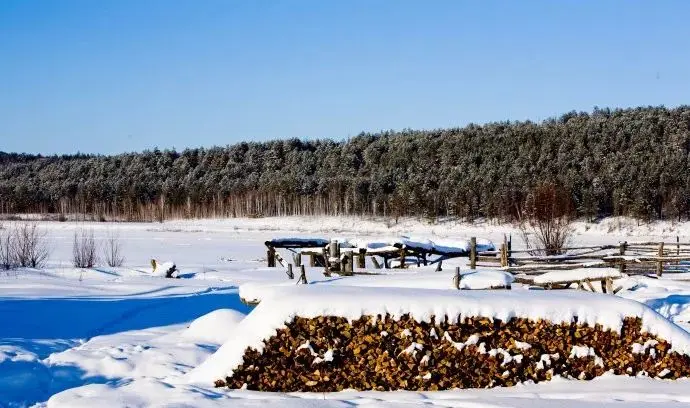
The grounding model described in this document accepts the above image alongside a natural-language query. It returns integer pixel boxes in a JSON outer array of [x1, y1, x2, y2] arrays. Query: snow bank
[[182, 309, 246, 344], [187, 286, 690, 383], [238, 269, 515, 304]]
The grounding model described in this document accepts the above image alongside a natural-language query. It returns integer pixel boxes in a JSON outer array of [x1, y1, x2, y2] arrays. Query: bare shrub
[[13, 223, 50, 268], [73, 229, 98, 268], [0, 225, 17, 270], [519, 183, 574, 256], [103, 231, 125, 267]]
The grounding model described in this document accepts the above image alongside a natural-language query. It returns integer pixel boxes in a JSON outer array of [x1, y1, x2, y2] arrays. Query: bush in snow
[[519, 182, 574, 255], [0, 225, 18, 270], [12, 223, 49, 268], [102, 230, 125, 267], [72, 229, 98, 268]]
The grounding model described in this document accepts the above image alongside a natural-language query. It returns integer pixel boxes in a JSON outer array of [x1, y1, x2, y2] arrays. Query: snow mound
[[151, 260, 177, 277], [182, 309, 246, 344], [187, 286, 690, 383], [459, 270, 513, 289]]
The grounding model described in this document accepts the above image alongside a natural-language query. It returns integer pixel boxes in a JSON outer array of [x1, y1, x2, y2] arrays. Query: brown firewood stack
[[217, 314, 690, 392]]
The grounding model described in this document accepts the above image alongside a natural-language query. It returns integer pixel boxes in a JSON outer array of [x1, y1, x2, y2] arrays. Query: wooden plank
[[470, 237, 477, 270], [371, 256, 382, 269], [274, 252, 285, 267], [657, 242, 664, 277]]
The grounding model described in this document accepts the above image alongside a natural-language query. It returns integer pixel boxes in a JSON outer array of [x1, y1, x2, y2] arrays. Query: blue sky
[[1, 0, 689, 155]]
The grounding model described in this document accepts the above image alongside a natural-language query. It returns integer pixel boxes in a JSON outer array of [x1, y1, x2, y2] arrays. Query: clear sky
[[1, 0, 689, 155]]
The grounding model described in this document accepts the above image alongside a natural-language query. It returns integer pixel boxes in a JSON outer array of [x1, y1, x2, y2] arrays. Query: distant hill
[[2, 105, 689, 222]]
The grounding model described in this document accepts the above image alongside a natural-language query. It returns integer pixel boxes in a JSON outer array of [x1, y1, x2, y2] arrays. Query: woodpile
[[217, 314, 690, 391]]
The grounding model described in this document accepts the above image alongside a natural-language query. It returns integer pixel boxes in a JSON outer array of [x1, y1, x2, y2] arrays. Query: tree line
[[1, 105, 689, 222]]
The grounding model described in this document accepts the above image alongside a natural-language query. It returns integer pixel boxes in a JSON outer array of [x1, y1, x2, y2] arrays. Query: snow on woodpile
[[188, 286, 690, 390], [533, 268, 622, 285]]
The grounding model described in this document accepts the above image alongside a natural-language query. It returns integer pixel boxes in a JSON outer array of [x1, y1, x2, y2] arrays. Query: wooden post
[[618, 242, 627, 275], [358, 249, 366, 268], [286, 264, 294, 279], [453, 267, 461, 289], [293, 253, 302, 267], [605, 277, 613, 294], [399, 248, 406, 269], [600, 279, 607, 294], [500, 243, 507, 267], [309, 254, 316, 267], [329, 240, 340, 272], [677, 236, 680, 256], [508, 234, 512, 258], [267, 247, 276, 267], [435, 260, 443, 272], [299, 265, 307, 284], [342, 251, 353, 275], [470, 237, 477, 270], [657, 242, 664, 277]]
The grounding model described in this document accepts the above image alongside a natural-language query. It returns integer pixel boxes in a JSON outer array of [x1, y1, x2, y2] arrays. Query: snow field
[[0, 216, 688, 406]]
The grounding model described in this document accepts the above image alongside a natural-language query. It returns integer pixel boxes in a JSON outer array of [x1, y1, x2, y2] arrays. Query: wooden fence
[[479, 236, 690, 277]]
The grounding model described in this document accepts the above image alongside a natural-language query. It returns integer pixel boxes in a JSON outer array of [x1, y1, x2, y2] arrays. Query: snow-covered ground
[[2, 216, 690, 407]]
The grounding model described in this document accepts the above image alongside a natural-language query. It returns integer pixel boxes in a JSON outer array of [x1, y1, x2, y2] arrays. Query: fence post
[[435, 260, 443, 272], [453, 267, 461, 289], [677, 236, 680, 256], [267, 246, 276, 267], [343, 250, 353, 275], [399, 248, 406, 269], [358, 249, 366, 268], [286, 264, 294, 279], [618, 242, 626, 275], [500, 243, 507, 267], [299, 265, 307, 284], [329, 240, 340, 272], [470, 237, 477, 269], [293, 253, 302, 267], [309, 254, 316, 267], [657, 242, 664, 277]]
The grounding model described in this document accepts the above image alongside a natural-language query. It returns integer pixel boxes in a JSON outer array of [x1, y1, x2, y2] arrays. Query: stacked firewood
[[218, 314, 690, 391]]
